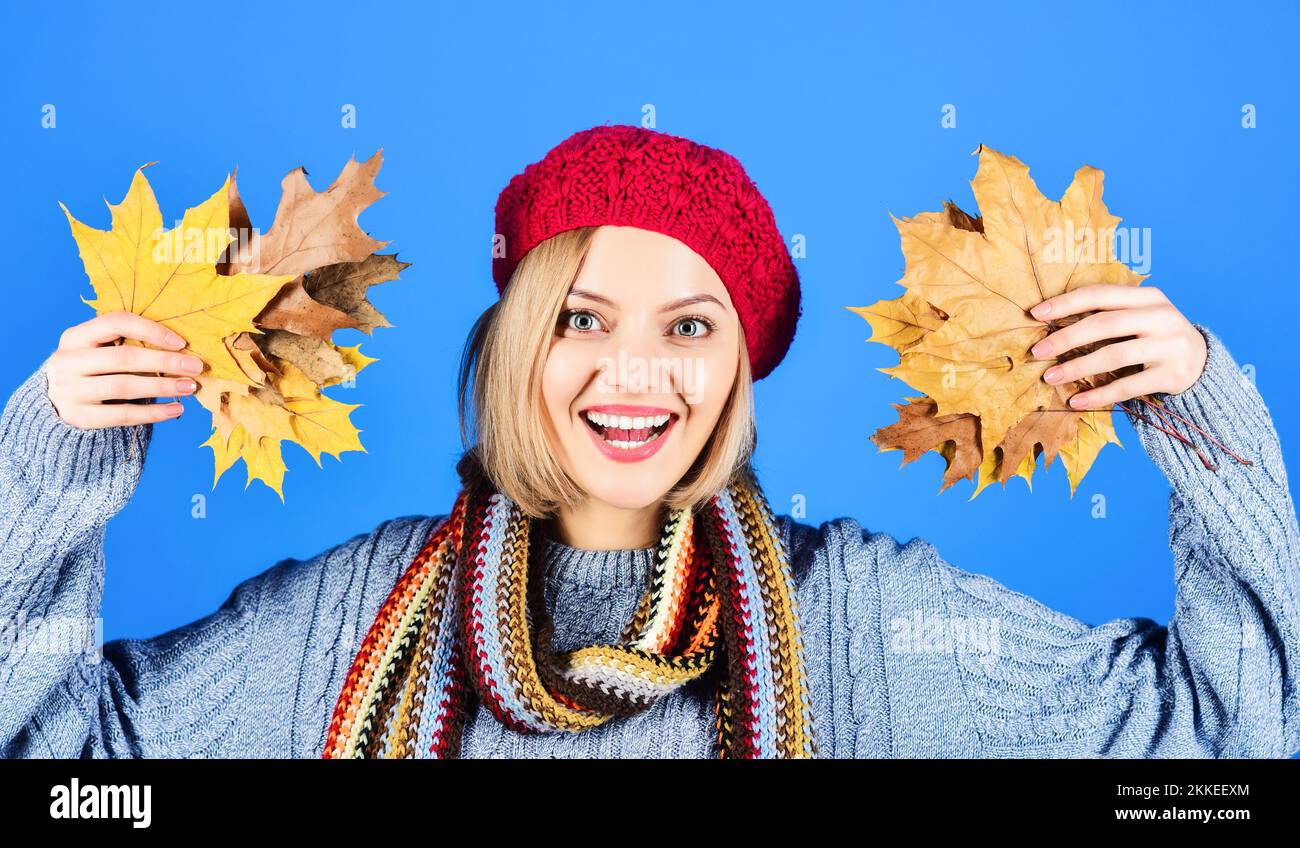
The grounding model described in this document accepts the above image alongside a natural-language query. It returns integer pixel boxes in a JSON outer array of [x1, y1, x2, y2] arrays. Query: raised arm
[[877, 324, 1299, 757], [2, 352, 442, 757], [2, 311, 202, 755], [0, 356, 157, 753]]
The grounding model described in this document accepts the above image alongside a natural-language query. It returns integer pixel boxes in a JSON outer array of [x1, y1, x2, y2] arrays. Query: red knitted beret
[[492, 123, 802, 381]]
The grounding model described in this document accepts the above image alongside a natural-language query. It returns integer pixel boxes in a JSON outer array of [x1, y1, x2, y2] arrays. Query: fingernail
[[165, 331, 186, 349], [170, 402, 184, 417], [1069, 394, 1087, 408], [175, 378, 197, 394], [181, 356, 204, 374], [1031, 340, 1051, 358], [1031, 302, 1051, 319]]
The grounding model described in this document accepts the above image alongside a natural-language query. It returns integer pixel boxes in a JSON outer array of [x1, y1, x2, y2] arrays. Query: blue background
[[2, 0, 1296, 719]]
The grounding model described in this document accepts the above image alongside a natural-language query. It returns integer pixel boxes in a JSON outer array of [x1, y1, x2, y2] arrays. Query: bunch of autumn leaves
[[850, 145, 1145, 498], [62, 150, 407, 499]]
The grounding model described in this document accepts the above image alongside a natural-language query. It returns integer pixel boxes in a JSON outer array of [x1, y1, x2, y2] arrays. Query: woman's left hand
[[1027, 284, 1208, 411]]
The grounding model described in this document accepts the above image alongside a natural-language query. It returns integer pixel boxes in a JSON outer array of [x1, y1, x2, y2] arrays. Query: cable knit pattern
[[2, 323, 1297, 758]]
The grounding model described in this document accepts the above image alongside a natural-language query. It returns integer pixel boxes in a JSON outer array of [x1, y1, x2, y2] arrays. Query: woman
[[1, 124, 1296, 758]]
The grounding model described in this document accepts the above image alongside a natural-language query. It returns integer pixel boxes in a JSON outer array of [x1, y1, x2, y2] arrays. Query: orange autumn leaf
[[851, 145, 1143, 496]]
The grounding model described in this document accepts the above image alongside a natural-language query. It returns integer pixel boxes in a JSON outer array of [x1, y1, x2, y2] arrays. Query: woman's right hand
[[46, 311, 203, 430]]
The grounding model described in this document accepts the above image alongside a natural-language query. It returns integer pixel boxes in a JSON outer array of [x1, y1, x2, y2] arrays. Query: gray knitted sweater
[[2, 324, 1298, 758]]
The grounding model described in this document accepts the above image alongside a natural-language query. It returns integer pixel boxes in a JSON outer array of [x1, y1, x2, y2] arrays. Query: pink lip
[[578, 404, 679, 464]]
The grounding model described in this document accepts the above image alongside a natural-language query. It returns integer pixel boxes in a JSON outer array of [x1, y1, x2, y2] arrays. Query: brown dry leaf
[[232, 331, 281, 380], [259, 330, 360, 386], [990, 357, 1131, 487], [223, 332, 270, 386], [941, 199, 983, 233], [871, 396, 982, 492], [218, 150, 395, 385], [223, 150, 388, 278], [193, 151, 400, 498], [851, 145, 1142, 496], [304, 253, 409, 334], [256, 278, 361, 338]]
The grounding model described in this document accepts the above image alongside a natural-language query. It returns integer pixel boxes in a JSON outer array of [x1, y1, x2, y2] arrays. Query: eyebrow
[[567, 288, 726, 313]]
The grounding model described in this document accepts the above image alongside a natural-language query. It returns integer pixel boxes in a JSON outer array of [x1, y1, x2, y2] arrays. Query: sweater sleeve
[[0, 359, 157, 754], [1, 359, 442, 757], [869, 323, 1300, 757]]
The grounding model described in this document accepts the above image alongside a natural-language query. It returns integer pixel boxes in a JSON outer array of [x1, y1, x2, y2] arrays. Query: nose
[[593, 323, 683, 398]]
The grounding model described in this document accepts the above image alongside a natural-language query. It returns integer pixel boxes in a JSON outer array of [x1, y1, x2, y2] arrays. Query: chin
[[575, 468, 677, 512]]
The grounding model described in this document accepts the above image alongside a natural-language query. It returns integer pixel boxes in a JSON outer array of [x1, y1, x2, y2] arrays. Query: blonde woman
[[2, 124, 1296, 758]]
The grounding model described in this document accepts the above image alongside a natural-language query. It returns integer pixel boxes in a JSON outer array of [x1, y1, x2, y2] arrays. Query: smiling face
[[540, 225, 743, 512]]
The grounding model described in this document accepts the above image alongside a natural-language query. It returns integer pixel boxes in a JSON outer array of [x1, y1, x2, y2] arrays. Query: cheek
[[682, 345, 738, 423], [541, 342, 594, 424]]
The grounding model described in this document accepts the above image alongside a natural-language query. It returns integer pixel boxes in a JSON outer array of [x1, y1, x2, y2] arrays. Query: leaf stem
[[1135, 395, 1253, 466], [1116, 399, 1217, 471]]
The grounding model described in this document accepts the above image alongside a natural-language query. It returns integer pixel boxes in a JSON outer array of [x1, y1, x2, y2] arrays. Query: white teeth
[[583, 411, 672, 430], [581, 410, 673, 451], [606, 429, 665, 450]]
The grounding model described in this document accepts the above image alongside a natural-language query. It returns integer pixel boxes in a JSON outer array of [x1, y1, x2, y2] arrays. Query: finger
[[1031, 306, 1162, 360], [72, 374, 199, 403], [65, 344, 205, 377], [61, 311, 187, 351], [70, 400, 185, 430], [1043, 338, 1156, 387], [1068, 371, 1164, 410], [1031, 284, 1166, 321]]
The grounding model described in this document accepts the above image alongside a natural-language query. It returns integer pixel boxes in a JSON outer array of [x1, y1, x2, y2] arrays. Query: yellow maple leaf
[[61, 166, 294, 386], [855, 145, 1143, 496], [64, 162, 392, 501], [327, 343, 378, 385], [199, 358, 364, 500], [846, 290, 945, 353], [203, 426, 288, 500], [970, 445, 1038, 499], [1057, 412, 1123, 494]]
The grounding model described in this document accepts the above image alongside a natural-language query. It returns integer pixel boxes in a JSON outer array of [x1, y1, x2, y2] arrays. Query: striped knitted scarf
[[322, 468, 818, 758]]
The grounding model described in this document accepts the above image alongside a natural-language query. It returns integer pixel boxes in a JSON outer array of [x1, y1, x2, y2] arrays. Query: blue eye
[[673, 315, 716, 338], [558, 310, 716, 338], [560, 309, 601, 333]]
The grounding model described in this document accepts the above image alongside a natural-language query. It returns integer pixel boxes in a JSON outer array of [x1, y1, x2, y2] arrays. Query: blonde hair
[[457, 226, 757, 518]]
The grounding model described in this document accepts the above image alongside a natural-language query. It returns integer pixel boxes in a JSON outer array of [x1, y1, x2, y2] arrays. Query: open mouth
[[582, 410, 675, 450]]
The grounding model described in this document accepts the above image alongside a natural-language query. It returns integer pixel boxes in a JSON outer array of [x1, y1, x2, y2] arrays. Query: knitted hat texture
[[492, 123, 801, 380]]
